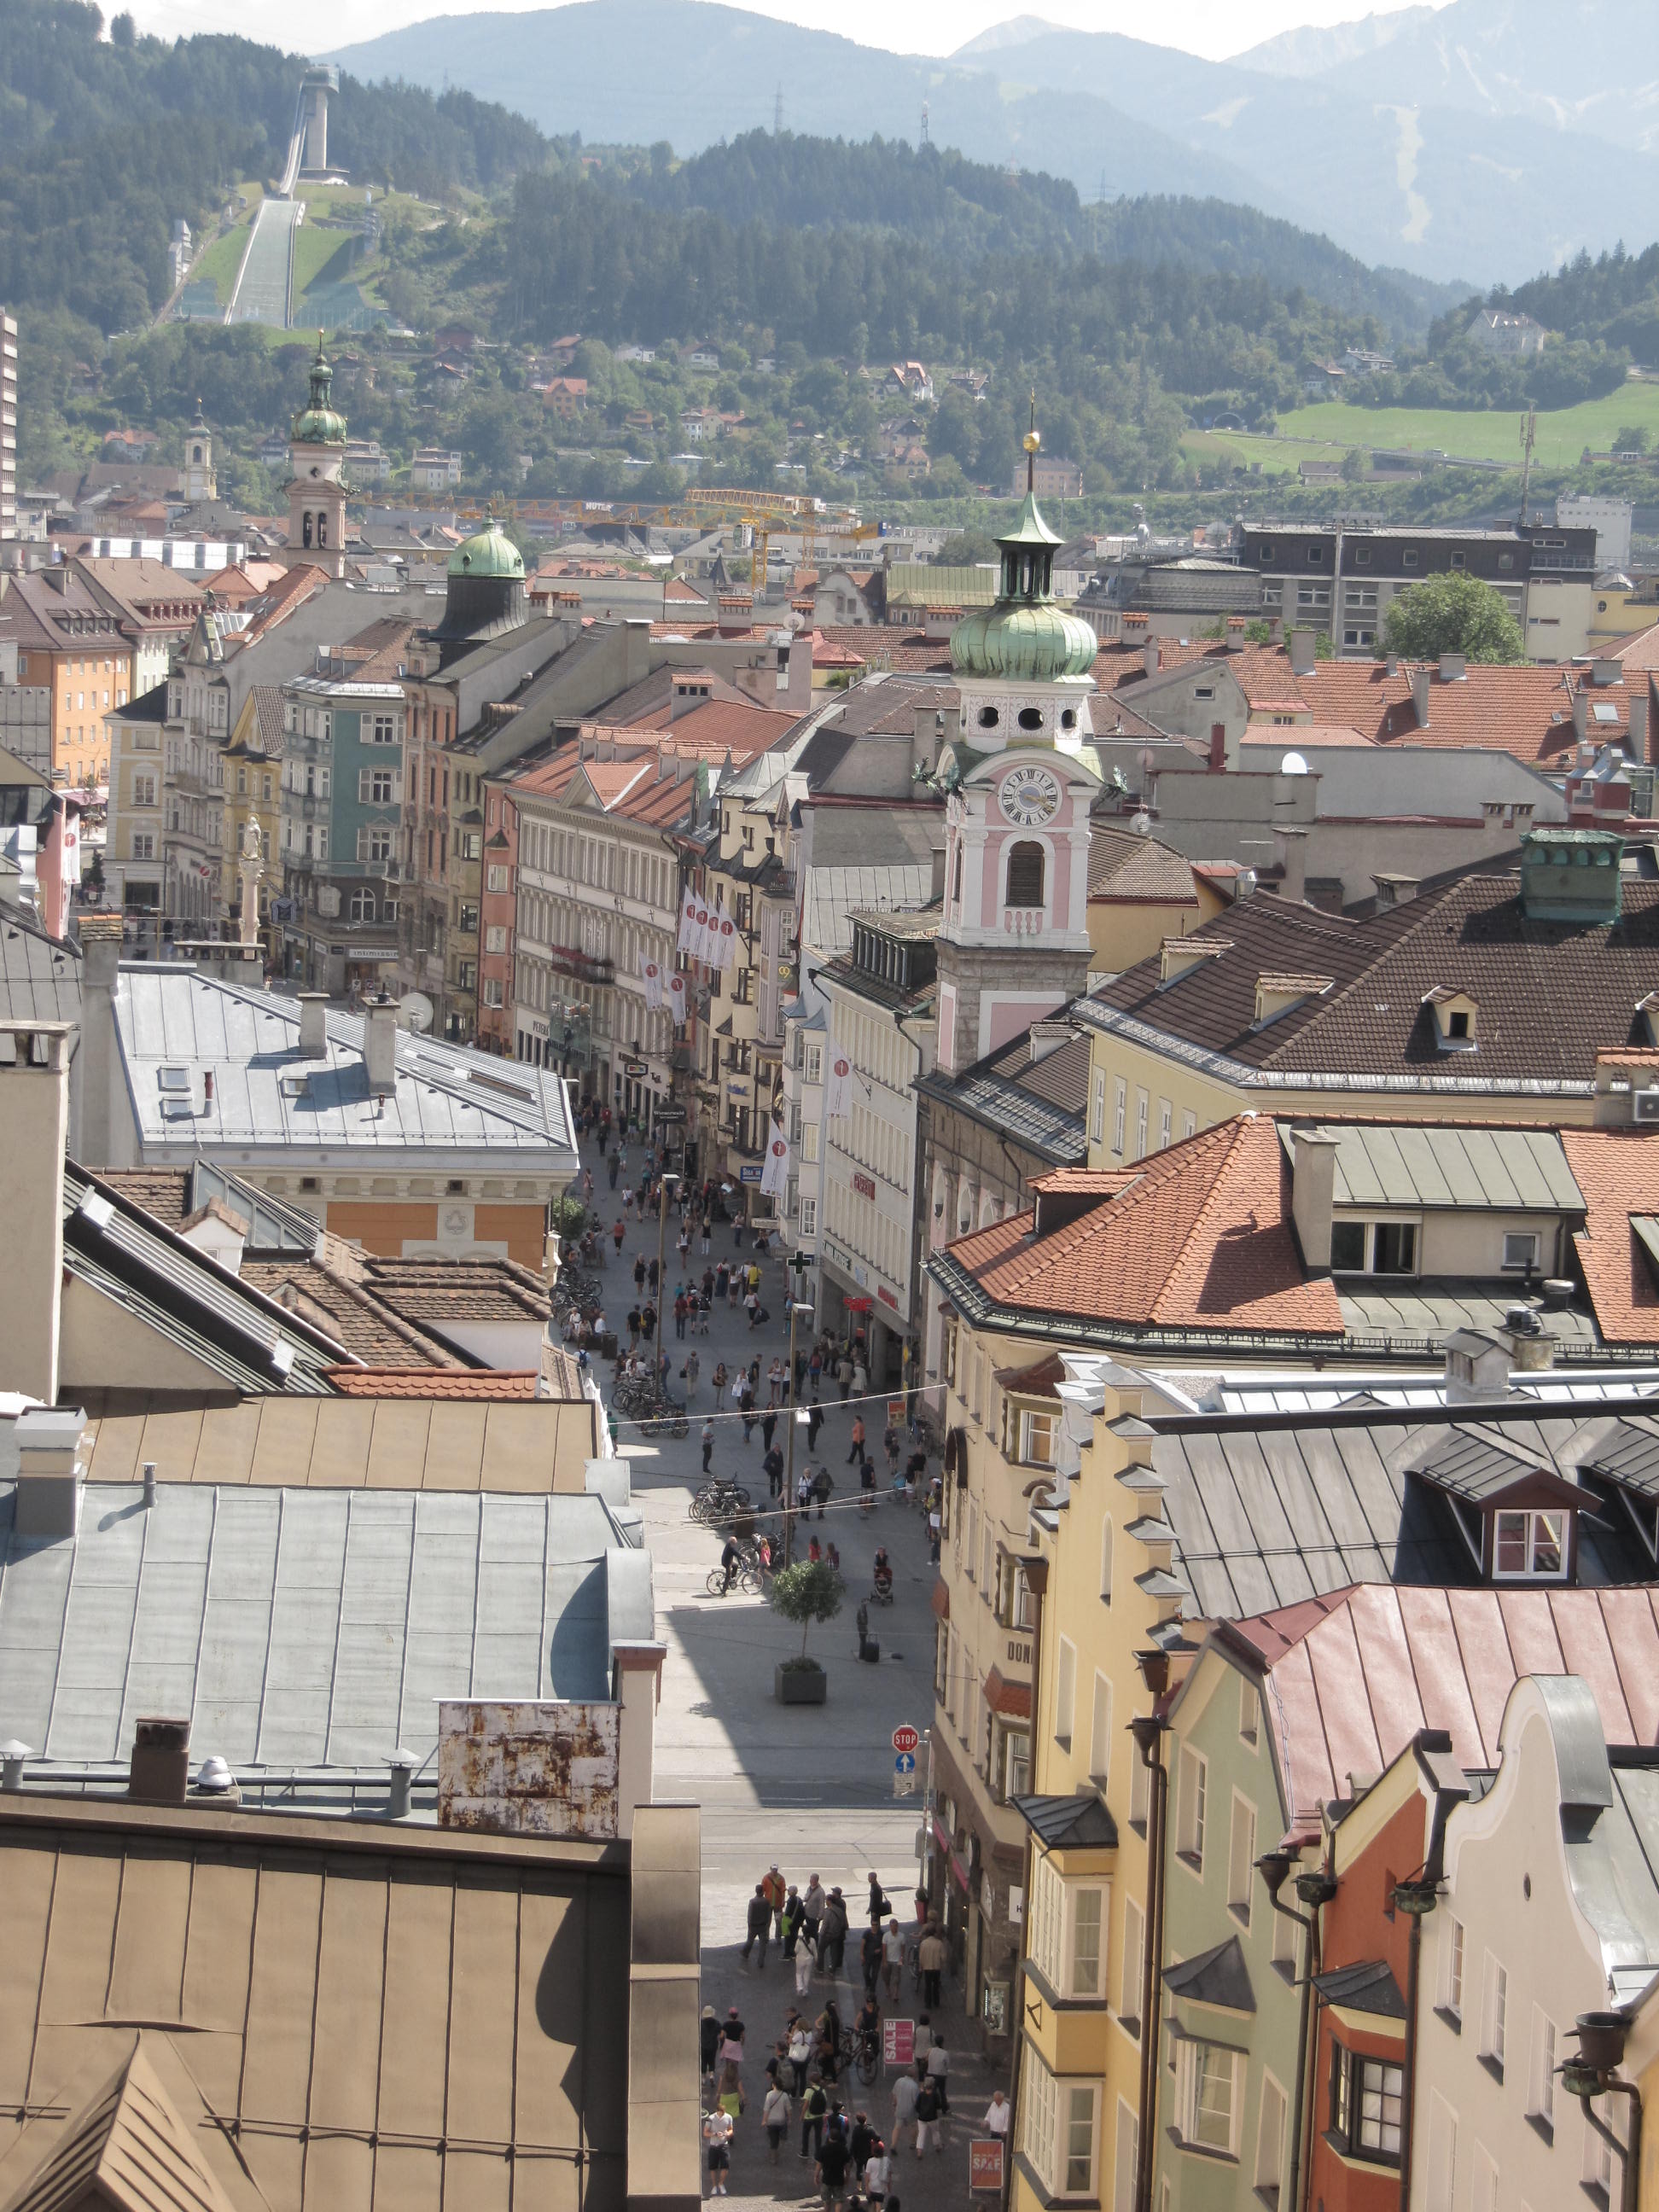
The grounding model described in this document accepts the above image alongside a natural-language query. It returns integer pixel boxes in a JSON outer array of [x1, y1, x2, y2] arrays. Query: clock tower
[[934, 410, 1100, 1075], [283, 337, 351, 582]]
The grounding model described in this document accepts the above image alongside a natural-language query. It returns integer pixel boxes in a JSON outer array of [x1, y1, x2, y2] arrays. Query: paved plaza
[[586, 1142, 1010, 2207]]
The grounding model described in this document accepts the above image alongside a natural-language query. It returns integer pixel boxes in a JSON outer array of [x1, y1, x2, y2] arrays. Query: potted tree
[[770, 1559, 843, 1703]]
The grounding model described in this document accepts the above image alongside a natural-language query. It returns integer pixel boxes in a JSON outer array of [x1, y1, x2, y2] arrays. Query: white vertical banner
[[760, 1123, 791, 1201], [639, 951, 663, 1010], [714, 903, 737, 971], [667, 971, 688, 1027], [677, 893, 699, 953], [825, 1042, 853, 1121], [693, 898, 713, 963]]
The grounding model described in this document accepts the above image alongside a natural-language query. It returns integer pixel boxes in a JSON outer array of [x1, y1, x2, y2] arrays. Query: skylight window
[[1593, 701, 1620, 724], [157, 1067, 190, 1091]]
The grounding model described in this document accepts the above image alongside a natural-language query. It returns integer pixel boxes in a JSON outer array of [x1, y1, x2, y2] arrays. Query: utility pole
[[1518, 405, 1537, 524], [919, 100, 929, 147], [773, 82, 783, 135]]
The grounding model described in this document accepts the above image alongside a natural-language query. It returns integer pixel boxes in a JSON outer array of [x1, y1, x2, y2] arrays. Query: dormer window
[[1493, 1509, 1565, 1580], [1423, 987, 1479, 1051]]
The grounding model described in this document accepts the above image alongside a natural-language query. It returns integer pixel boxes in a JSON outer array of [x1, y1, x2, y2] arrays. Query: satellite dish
[[399, 991, 434, 1034], [1280, 751, 1310, 776]]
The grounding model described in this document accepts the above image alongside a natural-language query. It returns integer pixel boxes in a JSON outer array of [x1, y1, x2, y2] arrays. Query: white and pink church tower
[[934, 416, 1102, 1075]]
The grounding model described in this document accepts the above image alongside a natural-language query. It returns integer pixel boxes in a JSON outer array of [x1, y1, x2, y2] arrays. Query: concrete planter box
[[776, 1662, 828, 1704]]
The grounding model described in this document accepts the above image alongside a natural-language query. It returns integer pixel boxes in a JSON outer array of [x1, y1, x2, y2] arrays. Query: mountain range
[[327, 0, 1659, 286]]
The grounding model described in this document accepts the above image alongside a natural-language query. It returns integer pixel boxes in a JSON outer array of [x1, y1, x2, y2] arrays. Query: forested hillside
[[0, 0, 559, 332]]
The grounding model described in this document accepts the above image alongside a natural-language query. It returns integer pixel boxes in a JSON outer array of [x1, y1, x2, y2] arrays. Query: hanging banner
[[667, 972, 688, 1027], [677, 894, 700, 953], [825, 1043, 853, 1121], [713, 903, 737, 971], [693, 901, 713, 963], [760, 1125, 790, 1200], [639, 952, 663, 1010]]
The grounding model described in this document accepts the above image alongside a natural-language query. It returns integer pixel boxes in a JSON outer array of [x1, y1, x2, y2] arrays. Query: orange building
[[1, 565, 136, 785]]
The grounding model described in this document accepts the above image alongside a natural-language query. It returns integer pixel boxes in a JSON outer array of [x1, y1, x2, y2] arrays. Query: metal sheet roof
[[113, 966, 578, 1167], [0, 911, 82, 1027], [0, 1485, 633, 1771], [1280, 1121, 1586, 1214]]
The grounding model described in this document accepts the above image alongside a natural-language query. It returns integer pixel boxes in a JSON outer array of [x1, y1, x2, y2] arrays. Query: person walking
[[701, 1418, 716, 1474], [847, 1414, 865, 1467], [703, 2106, 733, 2197], [788, 2018, 814, 2093], [762, 2079, 791, 2163], [685, 1348, 700, 1400], [819, 1889, 848, 1976], [762, 1862, 788, 1940], [761, 1407, 778, 1452], [675, 1291, 689, 1340], [890, 2071, 920, 2155], [782, 1883, 806, 1958], [881, 1915, 905, 2000], [795, 1932, 815, 1997], [864, 2141, 892, 2208], [742, 1882, 772, 1967], [808, 1347, 823, 1400], [917, 1924, 946, 2009], [867, 1871, 889, 1927], [812, 1465, 834, 1521], [800, 2079, 828, 2162], [806, 1401, 825, 1452], [633, 1254, 647, 1295], [983, 2089, 1011, 2143], [608, 1153, 620, 1191], [924, 2041, 949, 2116], [763, 1443, 784, 1500], [802, 1874, 826, 1955], [700, 2005, 720, 2084], [860, 1924, 882, 1996], [700, 1214, 712, 1255], [816, 2123, 851, 2210], [837, 1350, 853, 1401], [912, 2075, 942, 2158]]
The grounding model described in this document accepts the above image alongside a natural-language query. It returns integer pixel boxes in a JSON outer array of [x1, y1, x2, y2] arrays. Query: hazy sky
[[124, 0, 1452, 65]]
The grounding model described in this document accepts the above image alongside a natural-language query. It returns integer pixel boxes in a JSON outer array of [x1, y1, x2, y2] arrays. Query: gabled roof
[[936, 1115, 1343, 1339], [1087, 824, 1198, 905], [1215, 1581, 1659, 1825], [1312, 1959, 1407, 2019], [0, 2037, 241, 2212], [1081, 870, 1659, 1091], [1010, 1792, 1119, 1849], [1563, 1128, 1659, 1345]]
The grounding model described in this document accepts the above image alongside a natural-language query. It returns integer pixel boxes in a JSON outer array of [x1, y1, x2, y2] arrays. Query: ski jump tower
[[299, 65, 339, 179]]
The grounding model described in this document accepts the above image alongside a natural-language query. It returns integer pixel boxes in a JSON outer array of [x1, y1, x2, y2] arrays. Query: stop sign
[[892, 1725, 920, 1755]]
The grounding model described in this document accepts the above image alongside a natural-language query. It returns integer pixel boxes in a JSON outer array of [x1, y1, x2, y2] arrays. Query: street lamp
[[782, 1288, 815, 1566], [654, 1171, 680, 1390]]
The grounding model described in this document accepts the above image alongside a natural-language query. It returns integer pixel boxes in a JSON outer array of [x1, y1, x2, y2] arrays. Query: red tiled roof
[[323, 1367, 542, 1399], [1087, 824, 1198, 904], [945, 1115, 1344, 1336], [818, 624, 953, 674], [1561, 1126, 1659, 1344], [1223, 1582, 1659, 1825]]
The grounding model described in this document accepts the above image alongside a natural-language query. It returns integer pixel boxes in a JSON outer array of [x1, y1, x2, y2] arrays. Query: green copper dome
[[448, 519, 525, 579], [291, 336, 347, 445], [952, 405, 1097, 684]]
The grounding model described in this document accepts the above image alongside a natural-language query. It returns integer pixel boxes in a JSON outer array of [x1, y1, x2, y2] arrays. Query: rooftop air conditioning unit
[[1635, 1088, 1659, 1122]]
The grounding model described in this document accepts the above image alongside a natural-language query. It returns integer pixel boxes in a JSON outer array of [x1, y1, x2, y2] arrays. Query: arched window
[[1006, 841, 1045, 909], [350, 888, 376, 923], [317, 513, 329, 549], [301, 511, 314, 550], [1100, 1516, 1114, 1604], [952, 841, 963, 905]]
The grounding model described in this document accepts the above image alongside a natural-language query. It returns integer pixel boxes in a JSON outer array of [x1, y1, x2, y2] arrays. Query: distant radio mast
[[920, 100, 929, 146], [773, 83, 783, 135]]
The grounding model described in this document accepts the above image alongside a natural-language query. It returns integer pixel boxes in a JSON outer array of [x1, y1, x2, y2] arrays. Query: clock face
[[1000, 765, 1062, 828]]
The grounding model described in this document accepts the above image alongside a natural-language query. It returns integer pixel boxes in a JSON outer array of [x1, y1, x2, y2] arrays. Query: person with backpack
[[800, 2078, 829, 2162]]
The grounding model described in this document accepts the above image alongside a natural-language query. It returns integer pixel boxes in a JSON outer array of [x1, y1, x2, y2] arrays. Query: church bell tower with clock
[[934, 410, 1101, 1076]]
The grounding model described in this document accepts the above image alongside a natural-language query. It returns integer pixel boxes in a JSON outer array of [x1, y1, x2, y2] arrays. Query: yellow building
[[1086, 824, 1225, 977], [1080, 830, 1656, 1164], [931, 1301, 1184, 2212], [102, 683, 166, 925], [4, 566, 135, 787], [219, 684, 283, 951]]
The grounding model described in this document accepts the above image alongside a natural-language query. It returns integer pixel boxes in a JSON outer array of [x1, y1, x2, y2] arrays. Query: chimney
[[75, 914, 124, 1167], [1412, 667, 1430, 729], [1143, 638, 1161, 678], [0, 1024, 72, 1405], [0, 1742, 28, 1791], [1438, 652, 1466, 682], [363, 993, 399, 1096], [1573, 690, 1589, 742], [129, 1715, 191, 1805], [1274, 825, 1308, 905], [387, 1748, 418, 1820], [1444, 1328, 1513, 1404], [14, 1407, 85, 1540], [298, 992, 329, 1057], [1208, 721, 1226, 773], [1288, 627, 1316, 676], [1593, 656, 1622, 687], [1385, 654, 1400, 675], [1225, 615, 1247, 652], [1499, 1304, 1555, 1374], [1290, 1127, 1342, 1270], [1630, 690, 1649, 765]]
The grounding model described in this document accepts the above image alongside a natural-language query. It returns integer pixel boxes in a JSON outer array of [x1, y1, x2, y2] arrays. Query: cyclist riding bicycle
[[719, 1534, 742, 1596]]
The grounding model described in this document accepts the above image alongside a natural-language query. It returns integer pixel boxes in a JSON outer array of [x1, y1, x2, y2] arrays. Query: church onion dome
[[448, 518, 526, 579], [291, 335, 348, 445], [951, 415, 1097, 684]]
